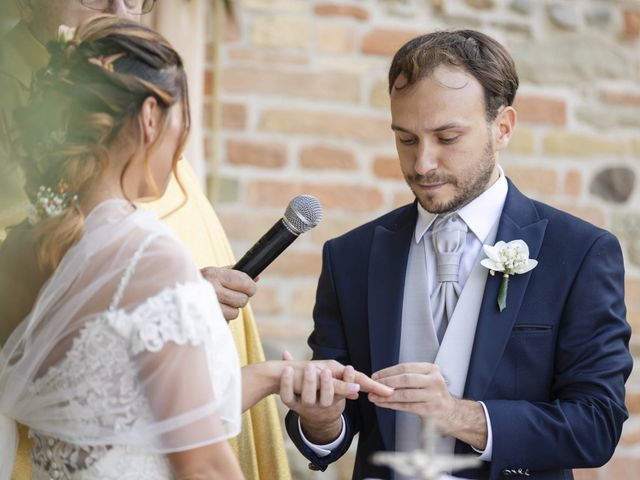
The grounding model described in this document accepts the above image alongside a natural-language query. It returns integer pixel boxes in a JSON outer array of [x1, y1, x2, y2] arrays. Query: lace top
[[0, 200, 241, 480]]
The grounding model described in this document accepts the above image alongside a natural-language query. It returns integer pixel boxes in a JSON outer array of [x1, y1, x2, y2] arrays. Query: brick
[[216, 210, 283, 243], [564, 170, 582, 197], [251, 16, 310, 49], [373, 155, 403, 180], [244, 0, 304, 13], [203, 100, 213, 130], [543, 133, 626, 157], [623, 10, 640, 38], [626, 277, 640, 303], [212, 176, 240, 204], [204, 69, 214, 96], [222, 103, 247, 130], [621, 426, 640, 446], [247, 180, 384, 212], [625, 390, 640, 415], [205, 41, 215, 63], [628, 307, 640, 335], [226, 139, 287, 168], [362, 28, 423, 56], [260, 109, 392, 144], [394, 189, 415, 208], [514, 95, 567, 126], [370, 79, 390, 109], [309, 216, 370, 245], [506, 128, 535, 155], [550, 202, 606, 228], [256, 320, 313, 341], [316, 24, 356, 54], [251, 285, 282, 316], [572, 469, 599, 480], [268, 251, 322, 276], [600, 90, 640, 107], [227, 47, 309, 64], [222, 66, 360, 103], [291, 284, 318, 317], [299, 145, 357, 170], [603, 457, 640, 479], [466, 0, 495, 8], [504, 166, 557, 196], [223, 14, 241, 42], [314, 3, 370, 21]]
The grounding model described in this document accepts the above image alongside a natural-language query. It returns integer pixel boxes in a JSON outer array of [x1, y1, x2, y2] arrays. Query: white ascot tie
[[430, 213, 467, 342]]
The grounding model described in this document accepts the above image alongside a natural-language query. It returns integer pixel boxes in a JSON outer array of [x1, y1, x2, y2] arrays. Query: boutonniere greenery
[[480, 240, 538, 312]]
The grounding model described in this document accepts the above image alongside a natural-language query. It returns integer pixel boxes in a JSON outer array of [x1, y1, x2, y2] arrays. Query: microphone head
[[283, 195, 323, 235]]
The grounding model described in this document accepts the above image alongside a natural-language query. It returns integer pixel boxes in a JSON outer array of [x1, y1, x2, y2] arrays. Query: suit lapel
[[465, 181, 548, 399], [368, 204, 416, 450]]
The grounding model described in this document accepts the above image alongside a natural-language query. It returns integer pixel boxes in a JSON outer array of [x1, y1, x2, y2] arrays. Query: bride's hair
[[13, 15, 190, 273]]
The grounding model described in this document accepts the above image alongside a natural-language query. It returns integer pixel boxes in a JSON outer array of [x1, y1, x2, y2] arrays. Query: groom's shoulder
[[530, 197, 615, 245]]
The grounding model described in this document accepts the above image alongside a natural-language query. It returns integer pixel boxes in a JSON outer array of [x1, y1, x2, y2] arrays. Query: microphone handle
[[233, 220, 299, 278]]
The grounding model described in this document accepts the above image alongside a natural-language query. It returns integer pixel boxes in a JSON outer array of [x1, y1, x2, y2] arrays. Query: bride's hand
[[240, 356, 393, 413], [276, 354, 393, 445]]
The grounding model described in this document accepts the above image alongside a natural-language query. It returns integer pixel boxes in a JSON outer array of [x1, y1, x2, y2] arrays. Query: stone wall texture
[[203, 1, 640, 478]]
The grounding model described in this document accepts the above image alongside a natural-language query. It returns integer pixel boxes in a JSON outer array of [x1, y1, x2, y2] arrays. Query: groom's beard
[[407, 138, 496, 214]]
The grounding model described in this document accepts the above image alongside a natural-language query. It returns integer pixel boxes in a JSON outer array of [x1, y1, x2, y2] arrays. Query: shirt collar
[[414, 165, 508, 244]]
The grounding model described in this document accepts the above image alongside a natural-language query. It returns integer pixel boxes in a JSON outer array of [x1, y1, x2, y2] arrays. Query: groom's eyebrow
[[391, 122, 468, 134]]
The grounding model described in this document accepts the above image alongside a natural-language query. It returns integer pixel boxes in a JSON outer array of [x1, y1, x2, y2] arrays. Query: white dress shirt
[[299, 167, 509, 466]]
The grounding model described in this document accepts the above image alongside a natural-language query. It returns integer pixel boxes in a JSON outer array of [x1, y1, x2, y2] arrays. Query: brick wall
[[203, 1, 640, 478]]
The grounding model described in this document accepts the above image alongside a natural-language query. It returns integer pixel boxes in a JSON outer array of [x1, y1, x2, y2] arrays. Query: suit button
[[308, 462, 321, 471]]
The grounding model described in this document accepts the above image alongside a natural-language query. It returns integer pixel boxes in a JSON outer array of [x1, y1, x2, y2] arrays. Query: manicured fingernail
[[348, 383, 361, 392], [371, 372, 379, 380]]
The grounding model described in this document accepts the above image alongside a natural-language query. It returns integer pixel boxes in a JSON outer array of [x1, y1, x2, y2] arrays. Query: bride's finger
[[279, 366, 295, 405]]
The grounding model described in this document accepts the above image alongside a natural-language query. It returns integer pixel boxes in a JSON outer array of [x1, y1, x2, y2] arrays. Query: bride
[[0, 16, 390, 479]]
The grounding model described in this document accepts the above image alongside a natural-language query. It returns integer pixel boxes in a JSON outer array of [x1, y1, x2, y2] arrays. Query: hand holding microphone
[[233, 195, 323, 279]]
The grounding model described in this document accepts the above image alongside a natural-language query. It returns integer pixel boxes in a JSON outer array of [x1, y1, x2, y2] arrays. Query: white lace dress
[[0, 200, 241, 480]]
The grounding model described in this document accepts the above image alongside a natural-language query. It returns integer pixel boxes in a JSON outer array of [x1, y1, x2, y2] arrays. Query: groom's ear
[[492, 106, 517, 152]]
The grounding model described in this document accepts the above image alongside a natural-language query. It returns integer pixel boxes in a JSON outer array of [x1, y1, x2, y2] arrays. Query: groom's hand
[[200, 266, 256, 322], [368, 363, 454, 424], [369, 362, 488, 450]]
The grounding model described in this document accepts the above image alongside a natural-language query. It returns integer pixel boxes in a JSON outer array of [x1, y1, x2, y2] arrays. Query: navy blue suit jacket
[[286, 181, 633, 480]]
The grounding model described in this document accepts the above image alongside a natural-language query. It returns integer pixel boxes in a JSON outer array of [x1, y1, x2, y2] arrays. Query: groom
[[284, 30, 633, 479], [1, 2, 290, 479]]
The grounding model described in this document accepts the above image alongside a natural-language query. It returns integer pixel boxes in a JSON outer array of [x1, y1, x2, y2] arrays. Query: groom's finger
[[372, 362, 437, 380]]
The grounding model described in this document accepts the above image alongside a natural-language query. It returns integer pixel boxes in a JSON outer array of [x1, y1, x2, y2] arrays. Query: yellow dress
[[2, 22, 291, 480]]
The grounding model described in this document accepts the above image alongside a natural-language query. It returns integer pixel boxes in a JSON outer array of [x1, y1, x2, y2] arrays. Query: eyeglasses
[[80, 0, 157, 15]]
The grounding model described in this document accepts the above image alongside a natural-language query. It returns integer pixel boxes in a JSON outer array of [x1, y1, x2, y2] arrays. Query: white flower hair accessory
[[28, 185, 78, 225], [480, 240, 538, 312], [57, 24, 76, 45]]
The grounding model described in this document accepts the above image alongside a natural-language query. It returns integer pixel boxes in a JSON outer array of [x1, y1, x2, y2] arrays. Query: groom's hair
[[388, 29, 519, 121]]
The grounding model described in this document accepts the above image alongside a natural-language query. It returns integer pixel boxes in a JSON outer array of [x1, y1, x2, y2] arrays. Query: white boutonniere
[[480, 240, 538, 312]]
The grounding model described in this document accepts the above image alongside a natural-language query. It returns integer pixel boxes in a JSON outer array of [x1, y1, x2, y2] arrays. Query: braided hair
[[13, 15, 190, 272]]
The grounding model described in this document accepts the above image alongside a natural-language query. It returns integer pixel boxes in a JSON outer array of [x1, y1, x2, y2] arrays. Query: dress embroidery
[[28, 282, 221, 479]]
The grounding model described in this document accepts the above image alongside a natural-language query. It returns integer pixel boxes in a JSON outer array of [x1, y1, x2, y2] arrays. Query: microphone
[[233, 195, 323, 278]]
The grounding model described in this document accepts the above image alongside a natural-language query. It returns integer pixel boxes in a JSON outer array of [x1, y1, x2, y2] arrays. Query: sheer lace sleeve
[[0, 203, 241, 478]]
